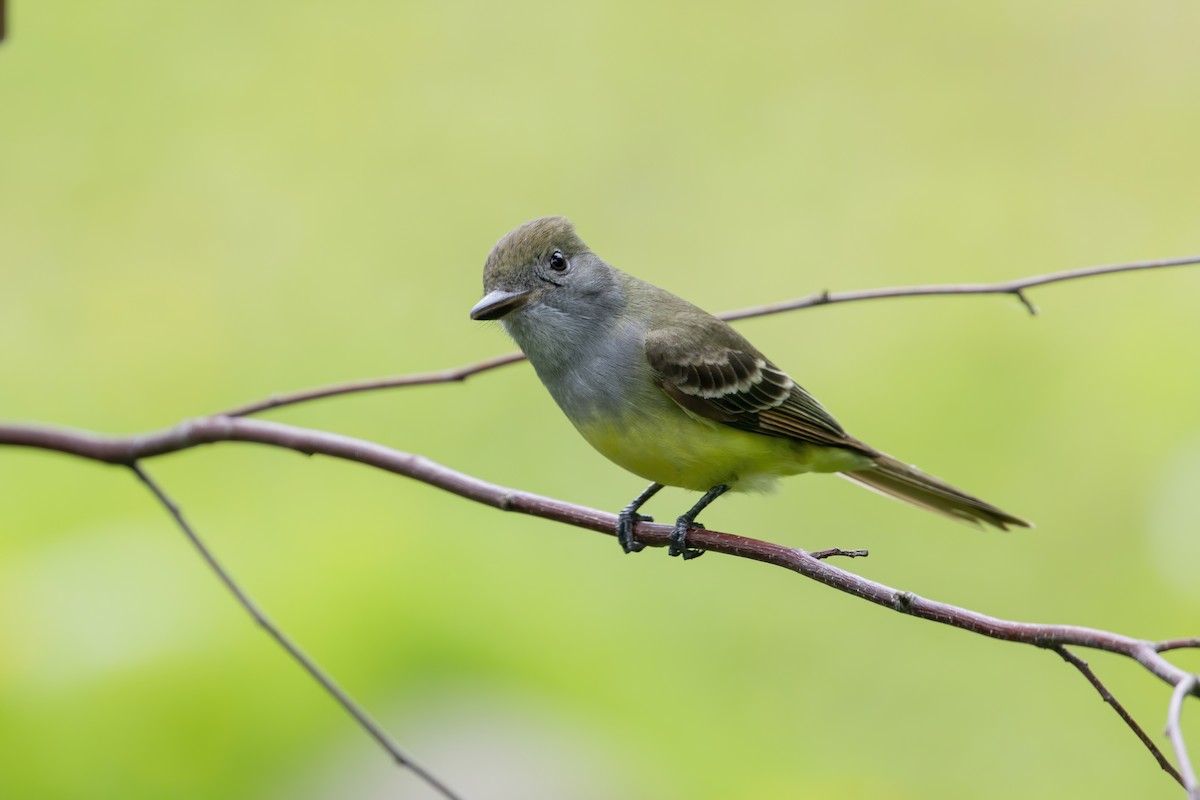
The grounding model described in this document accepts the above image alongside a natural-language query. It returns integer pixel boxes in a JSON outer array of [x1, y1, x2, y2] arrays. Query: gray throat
[[502, 287, 648, 425]]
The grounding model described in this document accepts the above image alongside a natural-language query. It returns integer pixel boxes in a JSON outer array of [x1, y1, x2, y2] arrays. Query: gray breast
[[506, 307, 653, 426]]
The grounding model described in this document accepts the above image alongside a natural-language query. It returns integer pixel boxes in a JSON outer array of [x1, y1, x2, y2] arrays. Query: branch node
[[891, 591, 918, 613]]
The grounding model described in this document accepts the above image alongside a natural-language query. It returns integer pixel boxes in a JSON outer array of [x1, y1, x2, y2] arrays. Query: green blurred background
[[2, 1, 1199, 798]]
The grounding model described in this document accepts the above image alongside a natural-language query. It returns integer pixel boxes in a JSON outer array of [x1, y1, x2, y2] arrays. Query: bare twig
[[1054, 645, 1184, 786], [1167, 674, 1200, 799], [809, 547, 870, 560], [719, 253, 1200, 322], [222, 351, 526, 417], [216, 254, 1200, 418], [128, 462, 464, 800], [1158, 639, 1200, 654]]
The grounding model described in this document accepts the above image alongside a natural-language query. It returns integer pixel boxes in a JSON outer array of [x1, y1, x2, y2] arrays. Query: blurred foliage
[[2, 1, 1200, 798]]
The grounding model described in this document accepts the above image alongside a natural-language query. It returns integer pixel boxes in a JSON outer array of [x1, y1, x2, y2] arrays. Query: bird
[[470, 216, 1031, 558]]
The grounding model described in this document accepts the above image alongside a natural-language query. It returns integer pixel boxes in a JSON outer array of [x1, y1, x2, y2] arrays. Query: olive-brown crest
[[482, 216, 590, 289]]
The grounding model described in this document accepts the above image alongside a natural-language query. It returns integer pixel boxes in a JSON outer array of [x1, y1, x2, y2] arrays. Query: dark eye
[[548, 250, 568, 271]]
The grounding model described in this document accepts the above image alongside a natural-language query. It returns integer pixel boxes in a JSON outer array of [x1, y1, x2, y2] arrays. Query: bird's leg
[[616, 482, 663, 554], [669, 484, 731, 560]]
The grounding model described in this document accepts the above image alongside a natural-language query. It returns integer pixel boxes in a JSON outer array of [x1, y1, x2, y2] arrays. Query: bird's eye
[[548, 251, 568, 271]]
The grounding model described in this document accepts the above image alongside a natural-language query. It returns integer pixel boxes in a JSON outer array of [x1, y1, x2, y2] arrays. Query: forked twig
[[3, 416, 1195, 679]]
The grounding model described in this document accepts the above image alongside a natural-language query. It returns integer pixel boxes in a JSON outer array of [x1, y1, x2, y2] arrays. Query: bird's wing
[[644, 325, 874, 453]]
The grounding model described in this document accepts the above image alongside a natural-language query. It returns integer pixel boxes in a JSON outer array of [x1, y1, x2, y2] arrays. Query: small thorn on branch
[[809, 547, 869, 560], [1013, 288, 1038, 315]]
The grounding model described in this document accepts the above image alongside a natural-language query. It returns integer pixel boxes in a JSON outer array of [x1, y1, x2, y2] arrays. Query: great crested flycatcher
[[470, 216, 1030, 559]]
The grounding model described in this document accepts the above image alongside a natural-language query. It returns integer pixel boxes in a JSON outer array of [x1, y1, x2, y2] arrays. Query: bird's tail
[[841, 454, 1032, 531]]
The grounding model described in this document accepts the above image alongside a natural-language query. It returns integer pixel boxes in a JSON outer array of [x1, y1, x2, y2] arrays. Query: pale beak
[[470, 288, 532, 321]]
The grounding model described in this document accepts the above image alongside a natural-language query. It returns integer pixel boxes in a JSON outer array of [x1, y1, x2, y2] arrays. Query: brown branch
[[222, 351, 527, 417], [0, 416, 1193, 689], [2, 416, 1196, 788], [214, 253, 1200, 418], [128, 462, 464, 800]]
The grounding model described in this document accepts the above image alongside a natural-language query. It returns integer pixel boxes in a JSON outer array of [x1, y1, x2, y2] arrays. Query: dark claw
[[666, 484, 727, 561], [668, 519, 706, 560], [616, 511, 651, 554], [617, 483, 663, 554]]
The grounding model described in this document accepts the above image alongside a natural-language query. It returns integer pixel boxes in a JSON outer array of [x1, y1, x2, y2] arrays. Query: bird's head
[[469, 216, 622, 325]]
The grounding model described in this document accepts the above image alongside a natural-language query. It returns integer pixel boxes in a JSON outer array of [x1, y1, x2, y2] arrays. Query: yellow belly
[[575, 407, 869, 492]]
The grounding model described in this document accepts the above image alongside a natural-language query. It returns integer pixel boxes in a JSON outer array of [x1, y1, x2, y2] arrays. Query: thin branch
[[1167, 674, 1200, 799], [214, 253, 1200, 418], [1158, 639, 1200, 653], [128, 462, 464, 800], [1054, 645, 1184, 786], [222, 351, 526, 417], [719, 253, 1200, 322]]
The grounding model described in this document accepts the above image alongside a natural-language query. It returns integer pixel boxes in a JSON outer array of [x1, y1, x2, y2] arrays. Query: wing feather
[[644, 325, 874, 455]]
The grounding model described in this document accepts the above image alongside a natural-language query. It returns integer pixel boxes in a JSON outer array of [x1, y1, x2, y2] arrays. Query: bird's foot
[[616, 510, 651, 554], [616, 483, 663, 554], [668, 519, 706, 560]]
